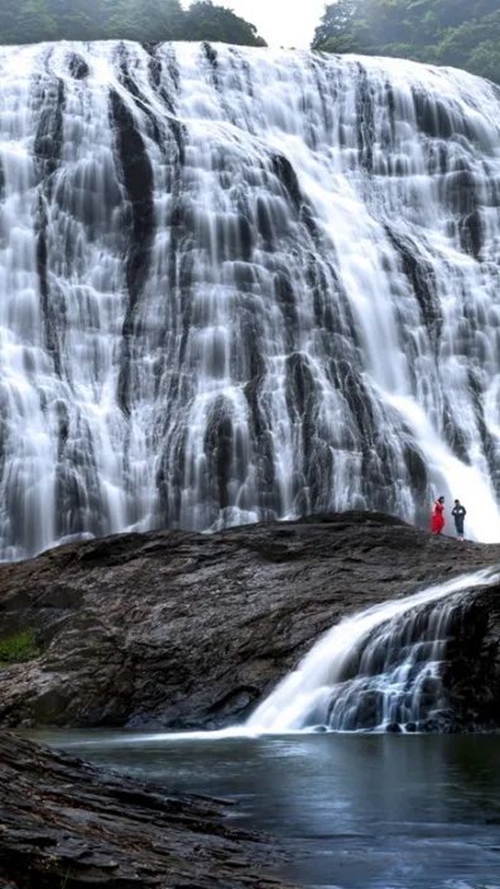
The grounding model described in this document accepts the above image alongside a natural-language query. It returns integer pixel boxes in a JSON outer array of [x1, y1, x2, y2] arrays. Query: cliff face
[[0, 512, 499, 731]]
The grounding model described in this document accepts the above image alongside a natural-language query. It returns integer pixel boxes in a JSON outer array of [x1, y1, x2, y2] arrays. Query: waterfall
[[247, 566, 500, 733], [1, 42, 500, 559]]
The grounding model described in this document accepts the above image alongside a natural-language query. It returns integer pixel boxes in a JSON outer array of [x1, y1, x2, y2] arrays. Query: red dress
[[431, 501, 445, 534]]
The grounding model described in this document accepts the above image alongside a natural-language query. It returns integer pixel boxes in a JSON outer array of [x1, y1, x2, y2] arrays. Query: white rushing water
[[247, 566, 500, 733], [0, 42, 500, 558], [67, 564, 499, 740]]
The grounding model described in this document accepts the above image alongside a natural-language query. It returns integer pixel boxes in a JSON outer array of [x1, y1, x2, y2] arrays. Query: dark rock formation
[[0, 731, 289, 888], [439, 586, 500, 731], [0, 512, 499, 730]]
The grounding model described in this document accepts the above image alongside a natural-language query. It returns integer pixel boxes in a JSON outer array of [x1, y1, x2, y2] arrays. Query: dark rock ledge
[[0, 511, 500, 730], [0, 731, 291, 889]]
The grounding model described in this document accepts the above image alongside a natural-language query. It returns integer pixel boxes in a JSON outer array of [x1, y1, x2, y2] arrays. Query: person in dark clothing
[[451, 499, 467, 540]]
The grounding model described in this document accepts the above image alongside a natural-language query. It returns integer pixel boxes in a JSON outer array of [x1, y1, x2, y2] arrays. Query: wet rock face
[[0, 512, 499, 731], [0, 731, 289, 889], [440, 588, 500, 730], [68, 53, 89, 80]]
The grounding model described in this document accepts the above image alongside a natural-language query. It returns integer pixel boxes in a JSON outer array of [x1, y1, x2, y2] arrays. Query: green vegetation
[[312, 0, 500, 84], [0, 628, 41, 666], [0, 0, 266, 46]]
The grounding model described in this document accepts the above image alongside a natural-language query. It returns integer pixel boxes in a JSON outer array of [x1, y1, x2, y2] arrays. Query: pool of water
[[31, 730, 500, 889]]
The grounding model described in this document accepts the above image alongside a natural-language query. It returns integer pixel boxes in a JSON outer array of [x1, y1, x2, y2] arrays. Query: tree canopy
[[0, 0, 266, 46], [312, 0, 500, 84]]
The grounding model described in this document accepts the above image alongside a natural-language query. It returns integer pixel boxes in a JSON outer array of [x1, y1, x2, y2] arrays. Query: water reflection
[[28, 730, 500, 888]]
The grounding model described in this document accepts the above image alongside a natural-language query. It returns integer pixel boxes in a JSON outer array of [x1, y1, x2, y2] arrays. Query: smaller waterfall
[[247, 567, 500, 733]]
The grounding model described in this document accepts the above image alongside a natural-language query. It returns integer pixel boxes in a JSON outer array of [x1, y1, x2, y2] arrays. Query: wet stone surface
[[0, 731, 291, 888], [0, 512, 499, 732]]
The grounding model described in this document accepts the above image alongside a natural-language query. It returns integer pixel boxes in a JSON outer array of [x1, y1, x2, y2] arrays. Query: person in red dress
[[430, 496, 445, 534]]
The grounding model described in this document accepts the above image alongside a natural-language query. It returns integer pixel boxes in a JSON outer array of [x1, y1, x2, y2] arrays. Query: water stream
[[25, 567, 500, 886], [247, 566, 500, 734], [33, 730, 500, 888]]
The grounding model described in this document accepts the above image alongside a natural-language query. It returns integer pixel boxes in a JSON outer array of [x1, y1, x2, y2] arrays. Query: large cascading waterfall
[[1, 42, 500, 559], [247, 567, 500, 733]]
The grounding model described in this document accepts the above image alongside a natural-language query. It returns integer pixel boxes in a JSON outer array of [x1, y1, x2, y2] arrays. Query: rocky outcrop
[[0, 731, 290, 888], [0, 512, 499, 730], [440, 585, 500, 730]]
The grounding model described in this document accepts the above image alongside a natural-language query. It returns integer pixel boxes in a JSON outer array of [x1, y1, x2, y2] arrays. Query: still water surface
[[34, 731, 500, 889]]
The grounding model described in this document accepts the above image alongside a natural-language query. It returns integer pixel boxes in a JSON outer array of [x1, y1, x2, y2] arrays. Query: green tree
[[312, 0, 500, 84], [16, 0, 57, 43], [467, 39, 500, 83], [313, 0, 358, 48], [44, 0, 97, 40], [0, 0, 267, 46], [0, 0, 23, 42], [107, 0, 184, 41], [183, 1, 266, 45]]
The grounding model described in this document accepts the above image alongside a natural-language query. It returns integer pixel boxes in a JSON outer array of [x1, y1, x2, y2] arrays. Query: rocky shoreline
[[1, 511, 499, 731], [0, 731, 291, 888]]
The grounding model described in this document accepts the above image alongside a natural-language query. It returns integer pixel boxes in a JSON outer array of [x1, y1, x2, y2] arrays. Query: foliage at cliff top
[[0, 0, 266, 46], [312, 0, 500, 85]]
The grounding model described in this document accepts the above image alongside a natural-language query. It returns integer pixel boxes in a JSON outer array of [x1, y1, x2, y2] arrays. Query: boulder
[[0, 512, 499, 729]]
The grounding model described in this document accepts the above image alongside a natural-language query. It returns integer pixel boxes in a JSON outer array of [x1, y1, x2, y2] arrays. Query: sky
[[194, 0, 328, 49]]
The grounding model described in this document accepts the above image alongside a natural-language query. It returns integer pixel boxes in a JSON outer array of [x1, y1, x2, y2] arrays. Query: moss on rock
[[0, 628, 40, 666]]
